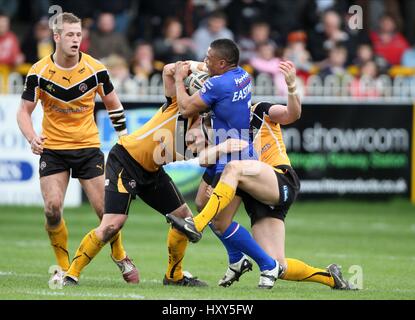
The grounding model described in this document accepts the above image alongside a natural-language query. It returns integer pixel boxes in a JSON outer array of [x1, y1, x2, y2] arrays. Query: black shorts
[[39, 148, 104, 179], [202, 164, 300, 225], [104, 143, 185, 215], [242, 165, 300, 225]]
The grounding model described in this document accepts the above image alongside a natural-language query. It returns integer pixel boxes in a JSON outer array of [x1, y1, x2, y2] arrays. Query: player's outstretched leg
[[220, 221, 281, 289], [167, 160, 279, 242], [326, 263, 358, 290], [64, 214, 130, 285], [80, 176, 138, 284], [165, 214, 202, 243], [218, 254, 253, 287], [163, 204, 207, 287], [109, 232, 139, 284], [213, 227, 254, 287]]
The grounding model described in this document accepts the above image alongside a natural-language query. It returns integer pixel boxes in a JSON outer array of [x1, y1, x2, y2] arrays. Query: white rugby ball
[[184, 72, 209, 95]]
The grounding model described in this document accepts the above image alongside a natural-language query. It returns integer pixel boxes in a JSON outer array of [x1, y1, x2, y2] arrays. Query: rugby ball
[[184, 72, 209, 95]]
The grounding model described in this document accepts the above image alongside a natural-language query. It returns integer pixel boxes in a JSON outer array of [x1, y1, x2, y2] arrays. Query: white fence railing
[[4, 72, 415, 102]]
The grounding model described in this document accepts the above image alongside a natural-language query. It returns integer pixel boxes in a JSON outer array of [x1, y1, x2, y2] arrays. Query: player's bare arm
[[186, 60, 208, 73], [102, 90, 128, 137], [163, 63, 176, 97], [267, 61, 302, 125], [174, 61, 208, 118], [16, 99, 46, 155], [197, 139, 248, 167]]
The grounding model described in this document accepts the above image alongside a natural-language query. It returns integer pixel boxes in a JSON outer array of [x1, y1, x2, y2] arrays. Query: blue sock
[[222, 222, 276, 271], [209, 223, 243, 264]]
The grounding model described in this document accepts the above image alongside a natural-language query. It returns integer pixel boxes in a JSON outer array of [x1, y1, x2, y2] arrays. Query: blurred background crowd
[[1, 0, 415, 98]]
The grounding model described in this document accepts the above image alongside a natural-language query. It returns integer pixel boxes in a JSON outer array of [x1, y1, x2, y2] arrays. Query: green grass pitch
[[0, 199, 414, 300]]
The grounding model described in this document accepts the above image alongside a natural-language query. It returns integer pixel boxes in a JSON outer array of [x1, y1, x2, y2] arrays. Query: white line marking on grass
[[14, 289, 145, 299], [14, 240, 48, 247], [370, 223, 390, 230], [0, 270, 162, 284], [314, 253, 415, 261]]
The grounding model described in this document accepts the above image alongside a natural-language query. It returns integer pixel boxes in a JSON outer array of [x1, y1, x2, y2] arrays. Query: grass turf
[[0, 199, 414, 300]]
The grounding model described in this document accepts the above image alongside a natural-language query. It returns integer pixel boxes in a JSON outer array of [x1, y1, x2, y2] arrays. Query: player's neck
[[222, 65, 237, 74], [52, 50, 79, 69]]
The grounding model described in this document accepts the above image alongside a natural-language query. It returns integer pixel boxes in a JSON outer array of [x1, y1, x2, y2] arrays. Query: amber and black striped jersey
[[250, 102, 291, 167], [118, 97, 197, 172], [22, 52, 114, 150]]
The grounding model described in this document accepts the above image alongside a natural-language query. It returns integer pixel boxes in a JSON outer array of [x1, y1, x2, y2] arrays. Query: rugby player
[[171, 39, 282, 280], [62, 63, 228, 286], [16, 12, 138, 284], [170, 61, 355, 290]]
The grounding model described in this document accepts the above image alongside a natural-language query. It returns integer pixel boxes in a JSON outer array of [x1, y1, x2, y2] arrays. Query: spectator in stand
[[249, 40, 287, 96], [102, 54, 136, 94], [130, 41, 162, 81], [192, 11, 234, 61], [22, 17, 53, 64], [80, 18, 94, 53], [0, 12, 24, 67], [354, 44, 374, 66], [401, 43, 415, 68], [265, 0, 319, 40], [238, 21, 276, 64], [283, 30, 313, 80], [95, 0, 132, 34], [153, 17, 195, 64], [318, 44, 348, 80], [370, 14, 410, 66], [350, 60, 381, 98], [0, 1, 18, 19], [351, 43, 388, 75], [307, 9, 352, 64], [224, 0, 267, 38], [89, 12, 131, 60], [342, 9, 371, 64]]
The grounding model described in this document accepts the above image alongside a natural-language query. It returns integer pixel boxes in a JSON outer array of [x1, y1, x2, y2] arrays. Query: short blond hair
[[52, 12, 81, 34]]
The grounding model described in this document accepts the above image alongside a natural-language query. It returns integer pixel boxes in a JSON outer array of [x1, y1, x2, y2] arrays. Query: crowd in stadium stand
[[1, 0, 415, 97]]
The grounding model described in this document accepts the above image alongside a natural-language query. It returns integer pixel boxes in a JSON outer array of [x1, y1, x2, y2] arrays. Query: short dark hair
[[210, 38, 239, 66]]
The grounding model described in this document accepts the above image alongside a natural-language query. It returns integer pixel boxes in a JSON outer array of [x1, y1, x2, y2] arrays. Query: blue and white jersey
[[200, 66, 257, 173]]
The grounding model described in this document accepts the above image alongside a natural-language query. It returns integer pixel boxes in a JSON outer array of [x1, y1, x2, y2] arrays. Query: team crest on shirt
[[79, 83, 88, 92], [129, 179, 136, 189]]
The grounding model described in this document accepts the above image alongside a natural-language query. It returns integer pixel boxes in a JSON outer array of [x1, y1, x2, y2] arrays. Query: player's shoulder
[[251, 101, 273, 117], [225, 66, 251, 87], [204, 72, 231, 91], [28, 55, 52, 74], [81, 52, 107, 72]]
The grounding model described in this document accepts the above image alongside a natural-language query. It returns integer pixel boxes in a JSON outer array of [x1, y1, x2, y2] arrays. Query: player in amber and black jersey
[[16, 12, 138, 285]]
